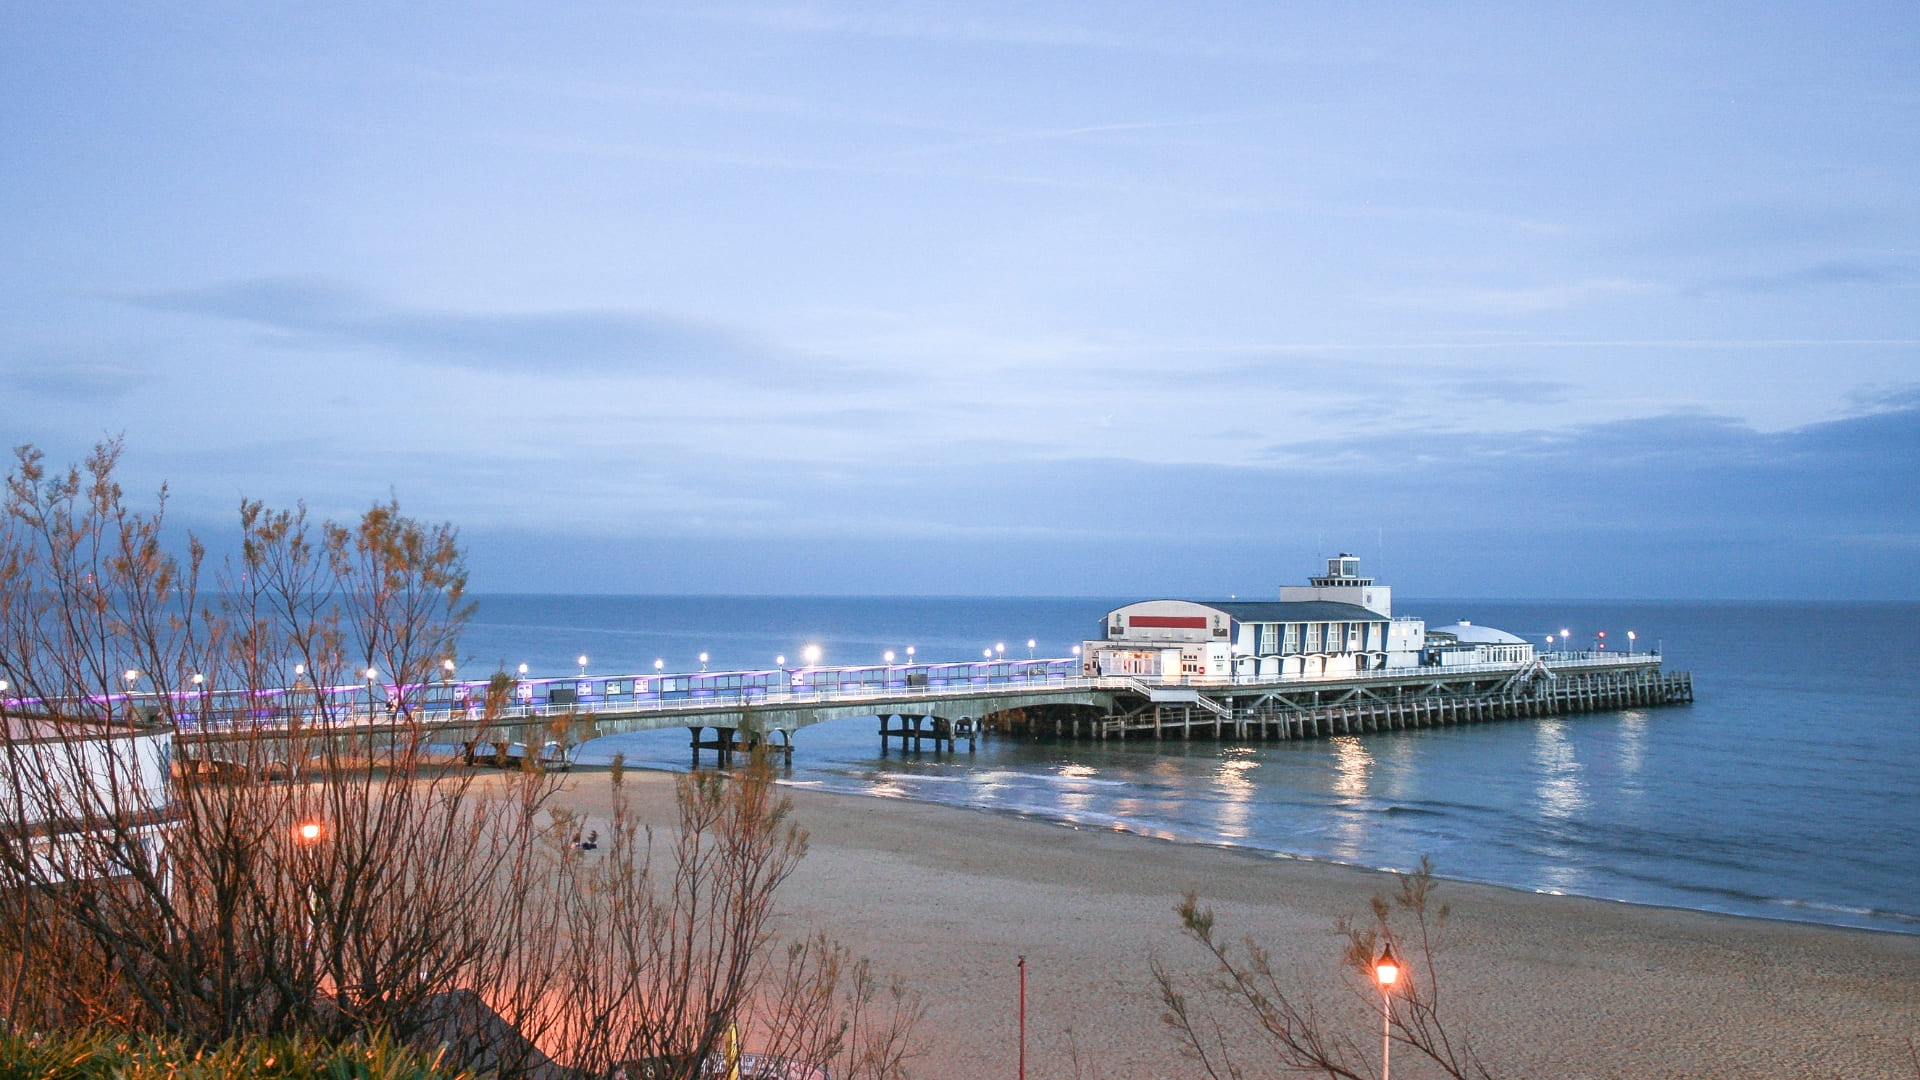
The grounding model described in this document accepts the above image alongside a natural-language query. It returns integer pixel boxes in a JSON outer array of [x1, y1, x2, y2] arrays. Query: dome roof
[[1427, 620, 1528, 645]]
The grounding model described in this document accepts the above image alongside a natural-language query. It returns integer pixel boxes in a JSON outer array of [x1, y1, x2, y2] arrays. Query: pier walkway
[[168, 651, 1692, 764]]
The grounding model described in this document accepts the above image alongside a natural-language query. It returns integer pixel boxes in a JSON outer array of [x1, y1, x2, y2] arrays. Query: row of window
[[1250, 621, 1385, 655]]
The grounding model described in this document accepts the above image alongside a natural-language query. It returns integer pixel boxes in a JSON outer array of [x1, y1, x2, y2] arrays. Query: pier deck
[[170, 652, 1691, 766]]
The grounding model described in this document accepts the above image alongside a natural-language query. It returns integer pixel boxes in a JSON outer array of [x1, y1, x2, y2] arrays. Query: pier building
[[1082, 555, 1428, 680]]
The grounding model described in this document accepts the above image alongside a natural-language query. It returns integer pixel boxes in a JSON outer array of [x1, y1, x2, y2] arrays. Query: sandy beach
[[545, 768, 1920, 1080]]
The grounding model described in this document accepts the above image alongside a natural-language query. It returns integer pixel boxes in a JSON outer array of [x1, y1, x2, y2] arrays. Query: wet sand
[[547, 769, 1920, 1080]]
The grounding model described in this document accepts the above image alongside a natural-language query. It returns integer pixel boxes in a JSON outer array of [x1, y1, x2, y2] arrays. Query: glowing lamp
[[124, 669, 140, 684], [1374, 943, 1400, 987], [803, 644, 822, 665], [884, 650, 895, 663], [295, 822, 324, 844], [365, 667, 378, 680]]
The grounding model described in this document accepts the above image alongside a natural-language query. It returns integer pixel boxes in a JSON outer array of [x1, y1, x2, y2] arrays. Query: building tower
[[1279, 553, 1392, 616]]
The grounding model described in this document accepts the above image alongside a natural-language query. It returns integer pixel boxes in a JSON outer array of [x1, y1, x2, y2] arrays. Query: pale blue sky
[[3, 3, 1916, 597]]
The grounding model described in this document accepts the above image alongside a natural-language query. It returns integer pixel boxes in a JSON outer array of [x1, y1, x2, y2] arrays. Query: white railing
[[159, 650, 1667, 734]]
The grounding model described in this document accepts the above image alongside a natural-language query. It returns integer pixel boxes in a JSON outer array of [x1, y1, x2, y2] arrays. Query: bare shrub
[[510, 756, 922, 1080], [0, 441, 919, 1078], [1154, 858, 1500, 1080]]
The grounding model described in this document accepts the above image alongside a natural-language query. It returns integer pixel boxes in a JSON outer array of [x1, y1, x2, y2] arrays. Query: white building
[[1083, 555, 1428, 681], [0, 713, 173, 887], [1423, 621, 1537, 666]]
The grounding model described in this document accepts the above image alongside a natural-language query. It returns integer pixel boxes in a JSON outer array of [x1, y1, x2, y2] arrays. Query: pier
[[152, 556, 1698, 769], [165, 650, 1691, 770], [997, 662, 1694, 741]]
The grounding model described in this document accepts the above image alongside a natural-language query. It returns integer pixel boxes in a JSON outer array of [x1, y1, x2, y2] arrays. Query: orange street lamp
[[1374, 943, 1399, 1080], [295, 821, 324, 845]]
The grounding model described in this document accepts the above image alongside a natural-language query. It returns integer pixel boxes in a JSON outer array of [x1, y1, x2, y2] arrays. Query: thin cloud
[[124, 278, 783, 378], [4, 349, 156, 402], [1450, 378, 1571, 405], [1690, 260, 1917, 295], [1369, 278, 1659, 314]]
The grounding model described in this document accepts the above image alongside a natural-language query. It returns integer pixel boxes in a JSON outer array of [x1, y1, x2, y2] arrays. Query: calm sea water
[[461, 597, 1920, 935]]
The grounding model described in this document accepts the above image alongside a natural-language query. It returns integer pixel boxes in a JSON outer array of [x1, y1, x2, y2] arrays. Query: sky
[[2, 2, 1916, 598]]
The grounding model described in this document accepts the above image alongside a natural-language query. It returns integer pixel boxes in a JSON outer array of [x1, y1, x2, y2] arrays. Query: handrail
[[143, 652, 1668, 734]]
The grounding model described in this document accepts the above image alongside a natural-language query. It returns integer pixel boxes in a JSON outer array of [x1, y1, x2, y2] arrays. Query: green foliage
[[0, 1031, 471, 1080]]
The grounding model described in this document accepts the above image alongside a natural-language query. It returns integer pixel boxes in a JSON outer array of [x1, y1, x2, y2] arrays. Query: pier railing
[[29, 650, 1665, 734]]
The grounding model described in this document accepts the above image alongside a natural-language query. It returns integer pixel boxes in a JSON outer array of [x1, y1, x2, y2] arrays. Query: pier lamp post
[[1374, 942, 1399, 1080], [577, 655, 589, 677], [654, 659, 664, 673], [776, 655, 785, 667], [803, 644, 822, 667], [884, 650, 895, 665], [1561, 629, 1571, 656], [1027, 639, 1036, 660], [905, 646, 915, 665], [1545, 634, 1554, 654], [1627, 631, 1636, 655], [699, 652, 709, 672], [364, 666, 379, 717], [996, 642, 1005, 660]]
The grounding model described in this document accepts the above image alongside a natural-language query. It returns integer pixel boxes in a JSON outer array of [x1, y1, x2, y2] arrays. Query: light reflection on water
[[1211, 751, 1256, 840]]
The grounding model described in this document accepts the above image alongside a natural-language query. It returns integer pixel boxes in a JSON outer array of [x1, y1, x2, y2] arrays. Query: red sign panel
[[1129, 616, 1209, 629]]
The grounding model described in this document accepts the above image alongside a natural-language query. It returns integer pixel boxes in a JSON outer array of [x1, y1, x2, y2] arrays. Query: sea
[[459, 596, 1920, 936]]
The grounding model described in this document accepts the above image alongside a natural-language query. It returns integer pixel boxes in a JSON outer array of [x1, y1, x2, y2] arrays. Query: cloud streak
[[125, 278, 785, 379]]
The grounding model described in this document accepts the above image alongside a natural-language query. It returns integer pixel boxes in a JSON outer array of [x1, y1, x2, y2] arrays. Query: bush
[[0, 1030, 470, 1080]]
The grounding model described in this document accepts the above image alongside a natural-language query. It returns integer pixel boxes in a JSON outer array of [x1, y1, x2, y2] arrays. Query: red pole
[[1017, 955, 1027, 1080]]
